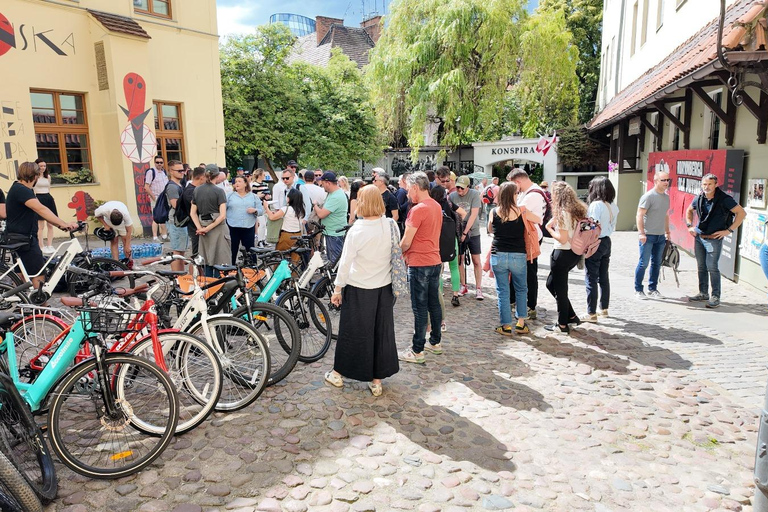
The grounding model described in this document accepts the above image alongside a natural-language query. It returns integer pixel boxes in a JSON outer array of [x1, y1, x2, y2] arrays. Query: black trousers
[[509, 256, 538, 310], [546, 249, 580, 326], [228, 225, 255, 265]]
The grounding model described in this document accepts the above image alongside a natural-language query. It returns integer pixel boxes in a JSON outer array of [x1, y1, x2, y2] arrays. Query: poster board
[[741, 209, 767, 263], [647, 149, 744, 280]]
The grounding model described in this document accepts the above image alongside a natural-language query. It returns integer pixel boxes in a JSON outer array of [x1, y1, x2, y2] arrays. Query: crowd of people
[[0, 159, 762, 400]]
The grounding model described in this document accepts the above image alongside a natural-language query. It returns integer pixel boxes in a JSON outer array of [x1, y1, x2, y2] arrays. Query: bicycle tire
[[0, 283, 29, 313], [47, 354, 178, 479], [129, 332, 223, 435], [0, 449, 43, 512], [276, 289, 332, 363], [0, 373, 57, 502], [66, 257, 136, 297], [0, 265, 23, 289], [232, 303, 301, 387], [189, 317, 270, 411], [9, 314, 69, 383], [309, 275, 340, 341]]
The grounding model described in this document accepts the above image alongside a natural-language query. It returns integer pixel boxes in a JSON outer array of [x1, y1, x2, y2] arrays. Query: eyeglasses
[[281, 177, 291, 181], [439, 179, 450, 184], [155, 161, 163, 165], [658, 179, 671, 182], [456, 186, 465, 191]]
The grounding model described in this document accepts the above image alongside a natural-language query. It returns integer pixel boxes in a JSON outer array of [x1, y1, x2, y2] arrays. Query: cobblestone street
[[46, 231, 768, 512]]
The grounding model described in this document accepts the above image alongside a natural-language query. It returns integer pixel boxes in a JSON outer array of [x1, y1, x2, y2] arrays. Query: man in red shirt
[[399, 171, 443, 364]]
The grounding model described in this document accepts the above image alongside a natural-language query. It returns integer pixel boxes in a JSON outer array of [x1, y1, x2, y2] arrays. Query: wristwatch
[[727, 227, 734, 233]]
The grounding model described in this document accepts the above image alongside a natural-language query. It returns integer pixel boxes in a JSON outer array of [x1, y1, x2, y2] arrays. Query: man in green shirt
[[313, 171, 349, 263]]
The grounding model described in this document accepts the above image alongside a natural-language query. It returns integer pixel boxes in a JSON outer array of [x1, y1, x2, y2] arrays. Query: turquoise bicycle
[[0, 283, 179, 480]]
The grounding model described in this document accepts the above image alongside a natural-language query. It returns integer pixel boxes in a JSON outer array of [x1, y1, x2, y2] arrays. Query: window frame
[[641, 0, 650, 47], [30, 89, 92, 180], [656, 0, 664, 31], [134, 0, 172, 19], [153, 100, 186, 164], [630, 1, 639, 56]]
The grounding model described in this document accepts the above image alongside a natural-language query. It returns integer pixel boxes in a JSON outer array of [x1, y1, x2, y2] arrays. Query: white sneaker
[[475, 289, 484, 301], [582, 313, 598, 323], [634, 291, 647, 299], [599, 309, 609, 317], [160, 234, 168, 241], [647, 290, 662, 299], [153, 237, 160, 242], [398, 348, 425, 364]]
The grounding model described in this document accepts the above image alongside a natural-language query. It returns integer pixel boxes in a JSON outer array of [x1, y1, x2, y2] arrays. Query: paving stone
[[482, 495, 515, 510]]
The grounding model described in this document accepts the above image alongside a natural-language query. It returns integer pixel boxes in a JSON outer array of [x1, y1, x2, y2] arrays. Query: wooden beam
[[724, 87, 737, 146], [759, 91, 768, 144], [738, 89, 763, 120], [656, 112, 664, 151], [617, 121, 625, 172], [691, 84, 729, 124], [691, 84, 736, 146], [683, 88, 693, 149], [654, 102, 686, 132], [640, 116, 660, 138], [639, 119, 646, 153]]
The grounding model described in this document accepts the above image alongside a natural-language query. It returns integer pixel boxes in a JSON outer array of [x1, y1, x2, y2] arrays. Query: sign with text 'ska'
[[647, 149, 744, 281]]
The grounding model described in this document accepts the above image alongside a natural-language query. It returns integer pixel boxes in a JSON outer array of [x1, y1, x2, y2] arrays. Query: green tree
[[539, 0, 603, 123], [366, 0, 526, 155], [220, 25, 381, 175], [510, 7, 580, 137]]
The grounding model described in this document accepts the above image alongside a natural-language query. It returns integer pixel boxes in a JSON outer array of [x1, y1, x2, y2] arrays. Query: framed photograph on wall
[[748, 178, 766, 209]]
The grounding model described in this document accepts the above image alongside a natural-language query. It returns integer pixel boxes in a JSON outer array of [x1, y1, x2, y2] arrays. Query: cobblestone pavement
[[45, 231, 768, 512]]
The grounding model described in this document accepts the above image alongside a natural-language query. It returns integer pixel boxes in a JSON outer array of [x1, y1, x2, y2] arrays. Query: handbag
[[266, 215, 284, 244], [387, 218, 408, 297]]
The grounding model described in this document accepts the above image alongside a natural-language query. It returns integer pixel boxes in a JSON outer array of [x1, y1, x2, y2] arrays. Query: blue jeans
[[634, 234, 666, 292], [760, 243, 768, 296], [585, 237, 612, 314], [409, 264, 442, 353], [491, 252, 528, 326], [325, 236, 344, 265], [694, 236, 723, 298]]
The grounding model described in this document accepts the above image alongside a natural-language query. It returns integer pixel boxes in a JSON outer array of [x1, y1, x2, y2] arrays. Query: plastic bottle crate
[[90, 242, 162, 260]]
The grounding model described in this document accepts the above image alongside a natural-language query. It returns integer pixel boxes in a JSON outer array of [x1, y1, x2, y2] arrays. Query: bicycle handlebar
[[2, 281, 33, 298]]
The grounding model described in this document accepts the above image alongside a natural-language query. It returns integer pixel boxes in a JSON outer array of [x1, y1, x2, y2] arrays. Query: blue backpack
[[152, 183, 174, 224]]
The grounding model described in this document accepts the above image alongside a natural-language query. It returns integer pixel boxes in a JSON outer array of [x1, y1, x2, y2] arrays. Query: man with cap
[[232, 167, 245, 184], [313, 171, 348, 263], [449, 175, 484, 300]]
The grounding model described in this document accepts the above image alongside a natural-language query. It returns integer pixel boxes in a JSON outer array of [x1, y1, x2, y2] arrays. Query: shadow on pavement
[[570, 327, 693, 370], [608, 316, 723, 346], [519, 334, 631, 374]]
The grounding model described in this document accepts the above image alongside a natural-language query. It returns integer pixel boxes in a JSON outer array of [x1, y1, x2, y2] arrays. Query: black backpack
[[173, 183, 190, 227], [527, 188, 553, 238], [439, 211, 457, 262], [152, 182, 174, 224]]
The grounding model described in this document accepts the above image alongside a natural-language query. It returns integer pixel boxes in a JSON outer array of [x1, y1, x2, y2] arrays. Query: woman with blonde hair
[[488, 181, 540, 335], [325, 185, 399, 397], [338, 175, 351, 197], [544, 181, 587, 333]]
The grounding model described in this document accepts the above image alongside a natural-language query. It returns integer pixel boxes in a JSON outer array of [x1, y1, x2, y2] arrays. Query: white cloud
[[217, 4, 259, 37]]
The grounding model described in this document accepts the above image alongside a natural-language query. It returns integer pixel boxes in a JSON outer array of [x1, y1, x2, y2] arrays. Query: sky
[[216, 0, 539, 37]]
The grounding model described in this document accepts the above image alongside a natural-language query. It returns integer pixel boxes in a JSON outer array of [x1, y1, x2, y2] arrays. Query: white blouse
[[34, 177, 51, 194], [280, 206, 302, 232], [334, 217, 393, 290], [553, 212, 576, 251]]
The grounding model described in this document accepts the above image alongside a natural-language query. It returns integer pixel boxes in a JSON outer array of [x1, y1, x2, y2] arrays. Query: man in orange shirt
[[399, 171, 444, 364]]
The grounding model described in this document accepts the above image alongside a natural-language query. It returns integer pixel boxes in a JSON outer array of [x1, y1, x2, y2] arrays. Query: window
[[708, 91, 722, 150], [31, 90, 91, 182], [672, 104, 682, 151], [650, 112, 659, 148], [676, 0, 687, 9], [656, 0, 664, 30], [153, 101, 185, 164], [631, 2, 638, 56], [134, 0, 171, 18], [641, 0, 649, 46]]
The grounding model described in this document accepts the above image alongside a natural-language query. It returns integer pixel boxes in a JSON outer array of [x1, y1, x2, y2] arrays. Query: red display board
[[647, 149, 744, 280]]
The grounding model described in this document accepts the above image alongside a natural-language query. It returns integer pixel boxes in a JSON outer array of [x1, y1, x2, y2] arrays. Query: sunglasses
[[155, 161, 164, 165], [456, 186, 465, 191], [658, 179, 671, 182], [281, 177, 291, 181]]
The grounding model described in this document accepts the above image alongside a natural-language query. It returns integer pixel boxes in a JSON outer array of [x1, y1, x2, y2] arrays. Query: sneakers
[[495, 326, 513, 336], [544, 324, 570, 334], [599, 309, 609, 317], [634, 290, 647, 299], [153, 237, 160, 242], [441, 322, 447, 332], [399, 348, 426, 364], [706, 296, 720, 308], [688, 292, 709, 302], [527, 308, 537, 320], [458, 285, 469, 297], [424, 343, 443, 355], [42, 246, 55, 255], [582, 313, 598, 323], [160, 234, 168, 241], [475, 289, 484, 301], [451, 295, 460, 307], [647, 290, 662, 298], [515, 322, 530, 334]]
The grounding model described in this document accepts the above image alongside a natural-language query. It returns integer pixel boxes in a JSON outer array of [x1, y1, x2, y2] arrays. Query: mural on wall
[[647, 149, 744, 280], [741, 209, 767, 264], [67, 191, 96, 222], [0, 10, 76, 58], [390, 153, 437, 176], [0, 101, 27, 181], [118, 72, 156, 230]]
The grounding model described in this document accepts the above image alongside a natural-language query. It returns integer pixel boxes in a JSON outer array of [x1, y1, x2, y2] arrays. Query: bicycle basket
[[78, 307, 142, 334]]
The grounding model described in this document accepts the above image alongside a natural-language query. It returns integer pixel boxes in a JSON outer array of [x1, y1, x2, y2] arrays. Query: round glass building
[[269, 13, 316, 37]]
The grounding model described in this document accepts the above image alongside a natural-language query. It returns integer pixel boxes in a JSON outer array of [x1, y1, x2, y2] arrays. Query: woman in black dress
[[33, 159, 58, 254]]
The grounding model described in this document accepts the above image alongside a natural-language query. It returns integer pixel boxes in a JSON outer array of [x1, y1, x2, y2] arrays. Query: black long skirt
[[334, 284, 399, 382]]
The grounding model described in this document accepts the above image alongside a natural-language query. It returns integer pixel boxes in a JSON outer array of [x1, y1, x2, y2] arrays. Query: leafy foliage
[[220, 25, 381, 174], [557, 125, 604, 168], [56, 167, 95, 185]]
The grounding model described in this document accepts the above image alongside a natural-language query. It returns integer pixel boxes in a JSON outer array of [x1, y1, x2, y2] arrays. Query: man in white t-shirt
[[94, 200, 134, 261], [145, 156, 168, 241], [509, 168, 548, 319], [301, 170, 326, 223]]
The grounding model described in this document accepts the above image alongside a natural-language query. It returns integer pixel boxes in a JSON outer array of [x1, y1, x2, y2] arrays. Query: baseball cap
[[304, 170, 315, 181], [286, 160, 298, 168], [456, 176, 470, 189], [237, 166, 244, 171], [319, 171, 337, 183]]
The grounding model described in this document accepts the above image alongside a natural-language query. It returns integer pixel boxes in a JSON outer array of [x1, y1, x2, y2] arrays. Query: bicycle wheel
[[0, 449, 42, 512], [310, 275, 340, 341], [190, 317, 270, 411], [67, 257, 136, 297], [0, 283, 29, 313], [0, 373, 57, 502], [277, 289, 332, 363], [0, 265, 23, 290], [232, 303, 301, 387], [129, 332, 222, 435], [47, 354, 178, 479], [9, 314, 69, 383]]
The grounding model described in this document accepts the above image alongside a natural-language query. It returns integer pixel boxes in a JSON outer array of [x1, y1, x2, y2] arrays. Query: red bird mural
[[68, 191, 96, 222], [120, 73, 152, 162]]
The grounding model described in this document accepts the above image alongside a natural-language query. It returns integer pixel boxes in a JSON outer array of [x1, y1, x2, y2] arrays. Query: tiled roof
[[588, 0, 759, 130], [87, 9, 151, 40], [289, 25, 374, 68]]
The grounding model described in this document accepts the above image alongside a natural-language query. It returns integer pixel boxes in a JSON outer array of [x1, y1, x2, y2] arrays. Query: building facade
[[269, 13, 316, 37], [0, 0, 225, 234], [591, 0, 768, 293]]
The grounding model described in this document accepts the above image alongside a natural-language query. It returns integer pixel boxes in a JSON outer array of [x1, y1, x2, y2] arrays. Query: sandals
[[368, 382, 383, 397], [324, 370, 343, 387]]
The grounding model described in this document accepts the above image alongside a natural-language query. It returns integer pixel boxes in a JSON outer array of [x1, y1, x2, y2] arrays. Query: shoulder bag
[[387, 218, 408, 297]]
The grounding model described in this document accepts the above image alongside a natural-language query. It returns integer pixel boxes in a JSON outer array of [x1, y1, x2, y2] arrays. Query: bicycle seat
[[248, 247, 273, 254], [213, 264, 237, 273], [292, 247, 311, 254], [0, 311, 22, 328], [114, 283, 150, 297], [157, 270, 187, 277], [61, 297, 96, 307], [0, 242, 29, 252]]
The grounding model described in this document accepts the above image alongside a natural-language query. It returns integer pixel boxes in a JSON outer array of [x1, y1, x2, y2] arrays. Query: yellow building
[[0, 0, 225, 234]]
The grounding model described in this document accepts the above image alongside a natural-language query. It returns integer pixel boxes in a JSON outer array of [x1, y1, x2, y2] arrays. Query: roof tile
[[87, 9, 151, 40]]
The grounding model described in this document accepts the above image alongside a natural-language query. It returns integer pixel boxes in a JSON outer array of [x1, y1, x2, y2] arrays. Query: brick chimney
[[316, 16, 343, 45], [361, 15, 382, 44]]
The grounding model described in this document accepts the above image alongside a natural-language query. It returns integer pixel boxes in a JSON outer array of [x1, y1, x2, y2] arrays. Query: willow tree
[[510, 7, 580, 137], [366, 0, 526, 155]]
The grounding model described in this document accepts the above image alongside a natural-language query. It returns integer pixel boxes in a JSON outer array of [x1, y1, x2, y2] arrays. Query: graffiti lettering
[[676, 160, 704, 178], [0, 16, 76, 57]]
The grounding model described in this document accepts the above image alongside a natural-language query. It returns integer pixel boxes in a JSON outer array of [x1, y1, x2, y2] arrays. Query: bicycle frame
[[255, 259, 293, 303], [0, 238, 83, 298]]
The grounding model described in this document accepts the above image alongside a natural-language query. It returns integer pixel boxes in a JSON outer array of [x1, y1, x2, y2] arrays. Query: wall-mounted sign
[[628, 116, 641, 136]]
